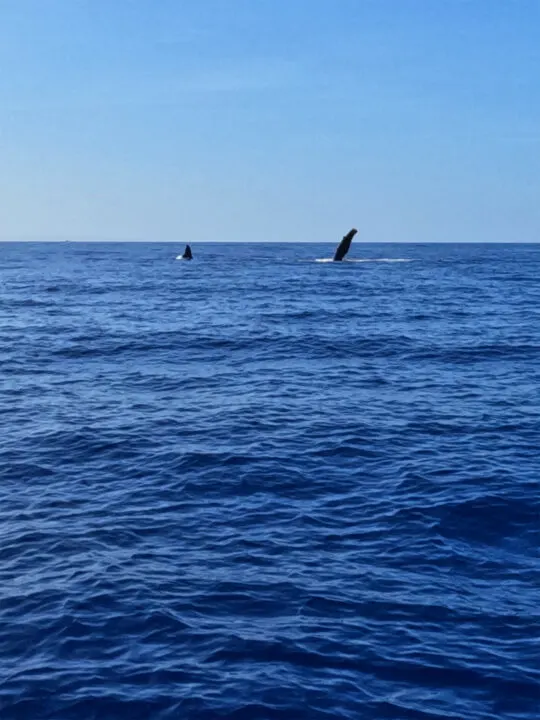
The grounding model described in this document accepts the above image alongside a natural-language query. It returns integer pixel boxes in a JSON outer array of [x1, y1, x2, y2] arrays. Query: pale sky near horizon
[[1, 0, 539, 243]]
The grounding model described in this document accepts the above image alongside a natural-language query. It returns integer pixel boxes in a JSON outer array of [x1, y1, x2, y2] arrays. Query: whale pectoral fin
[[333, 228, 357, 261]]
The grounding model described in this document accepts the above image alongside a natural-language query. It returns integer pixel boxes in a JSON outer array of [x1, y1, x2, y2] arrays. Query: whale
[[333, 228, 357, 261], [180, 244, 192, 260]]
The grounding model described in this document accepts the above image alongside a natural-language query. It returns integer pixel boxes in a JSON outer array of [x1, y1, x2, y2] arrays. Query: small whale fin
[[333, 228, 357, 261], [182, 244, 193, 260]]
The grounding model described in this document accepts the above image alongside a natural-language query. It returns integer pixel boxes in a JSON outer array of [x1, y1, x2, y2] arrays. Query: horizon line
[[1, 239, 539, 245]]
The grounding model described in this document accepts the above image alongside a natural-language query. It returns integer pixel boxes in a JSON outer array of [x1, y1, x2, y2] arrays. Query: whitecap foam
[[314, 258, 412, 263]]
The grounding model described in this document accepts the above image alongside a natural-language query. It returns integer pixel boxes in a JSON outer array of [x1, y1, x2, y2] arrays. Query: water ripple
[[0, 242, 539, 719]]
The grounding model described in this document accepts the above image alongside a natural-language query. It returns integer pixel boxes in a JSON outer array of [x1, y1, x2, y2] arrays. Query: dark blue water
[[1, 242, 539, 720]]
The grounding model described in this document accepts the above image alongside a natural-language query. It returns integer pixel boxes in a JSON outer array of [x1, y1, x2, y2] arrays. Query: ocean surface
[[0, 241, 539, 720]]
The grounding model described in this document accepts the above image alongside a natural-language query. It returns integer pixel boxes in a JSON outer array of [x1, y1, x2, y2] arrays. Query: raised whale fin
[[182, 244, 193, 260], [333, 228, 357, 261]]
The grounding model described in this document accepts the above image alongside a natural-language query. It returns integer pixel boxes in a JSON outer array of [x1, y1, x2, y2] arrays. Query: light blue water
[[1, 242, 539, 719]]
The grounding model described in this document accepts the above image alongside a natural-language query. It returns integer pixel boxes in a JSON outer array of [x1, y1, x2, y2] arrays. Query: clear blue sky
[[1, 0, 538, 242]]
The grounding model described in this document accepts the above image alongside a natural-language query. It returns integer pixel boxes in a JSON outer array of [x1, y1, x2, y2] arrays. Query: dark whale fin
[[333, 228, 357, 261], [182, 244, 193, 260]]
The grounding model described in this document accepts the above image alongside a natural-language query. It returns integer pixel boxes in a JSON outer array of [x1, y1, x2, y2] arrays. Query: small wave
[[3, 298, 55, 307]]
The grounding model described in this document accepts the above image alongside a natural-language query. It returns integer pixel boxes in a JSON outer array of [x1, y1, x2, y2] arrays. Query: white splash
[[314, 258, 412, 263]]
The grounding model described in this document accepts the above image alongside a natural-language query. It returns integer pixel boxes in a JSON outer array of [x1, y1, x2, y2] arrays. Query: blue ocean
[[0, 241, 538, 720]]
